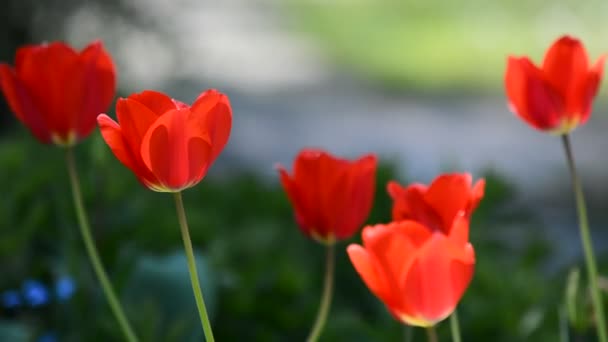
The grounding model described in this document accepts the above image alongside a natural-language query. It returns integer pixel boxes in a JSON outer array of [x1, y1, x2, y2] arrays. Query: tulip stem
[[174, 192, 215, 342], [561, 134, 607, 342], [307, 243, 335, 342], [449, 310, 461, 342], [65, 148, 138, 342], [403, 326, 414, 342], [426, 326, 438, 342]]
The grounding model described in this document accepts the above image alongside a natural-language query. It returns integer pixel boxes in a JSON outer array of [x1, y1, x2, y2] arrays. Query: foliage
[[0, 128, 603, 341]]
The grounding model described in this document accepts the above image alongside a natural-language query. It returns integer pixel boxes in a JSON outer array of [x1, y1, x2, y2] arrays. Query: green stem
[[306, 244, 335, 342], [403, 326, 414, 342], [561, 134, 607, 342], [173, 192, 215, 342], [559, 305, 570, 342], [449, 310, 461, 342], [426, 326, 438, 342], [65, 148, 138, 342]]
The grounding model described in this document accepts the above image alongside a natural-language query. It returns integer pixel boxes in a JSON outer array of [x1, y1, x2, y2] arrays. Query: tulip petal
[[129, 90, 180, 116], [191, 89, 233, 162], [505, 56, 562, 130], [187, 135, 214, 182], [292, 150, 333, 238], [362, 221, 432, 250], [16, 42, 83, 141], [387, 181, 407, 200], [361, 223, 408, 281], [389, 182, 433, 226], [278, 166, 312, 236], [78, 41, 116, 139], [573, 54, 607, 124], [318, 152, 349, 217], [347, 244, 390, 302], [449, 257, 475, 306], [97, 114, 138, 173], [542, 36, 589, 101], [141, 108, 212, 191], [447, 212, 469, 247], [389, 181, 442, 231], [0, 64, 49, 143], [362, 222, 430, 310], [360, 226, 407, 310], [15, 45, 38, 70], [402, 235, 473, 325], [398, 220, 435, 248], [469, 179, 486, 213], [333, 155, 377, 239], [424, 174, 472, 232], [591, 55, 607, 85], [116, 97, 161, 151]]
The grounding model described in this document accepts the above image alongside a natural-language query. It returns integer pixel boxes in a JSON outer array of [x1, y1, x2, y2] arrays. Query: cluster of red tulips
[[0, 34, 605, 341]]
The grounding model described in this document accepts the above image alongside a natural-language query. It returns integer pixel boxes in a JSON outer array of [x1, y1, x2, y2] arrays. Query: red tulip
[[347, 173, 484, 326], [505, 35, 606, 134], [347, 217, 474, 327], [387, 173, 485, 233], [97, 89, 232, 192], [277, 149, 377, 244], [0, 40, 116, 145]]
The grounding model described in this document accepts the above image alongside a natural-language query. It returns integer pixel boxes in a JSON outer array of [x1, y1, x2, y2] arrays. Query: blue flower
[[55, 276, 76, 301], [37, 331, 57, 342], [1, 290, 21, 309], [22, 280, 49, 307]]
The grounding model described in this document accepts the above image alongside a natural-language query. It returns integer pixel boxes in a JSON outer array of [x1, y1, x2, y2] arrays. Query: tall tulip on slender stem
[[98, 89, 232, 342], [505, 35, 607, 342], [0, 40, 138, 342], [278, 149, 377, 341]]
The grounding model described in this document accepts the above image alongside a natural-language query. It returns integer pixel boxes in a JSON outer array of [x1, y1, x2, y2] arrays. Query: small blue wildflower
[[22, 280, 49, 307], [1, 290, 21, 309], [37, 331, 57, 342], [55, 276, 76, 301]]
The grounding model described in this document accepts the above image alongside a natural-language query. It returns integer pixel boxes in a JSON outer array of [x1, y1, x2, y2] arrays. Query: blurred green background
[[1, 0, 608, 341], [284, 0, 608, 93]]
